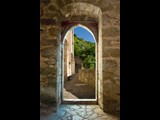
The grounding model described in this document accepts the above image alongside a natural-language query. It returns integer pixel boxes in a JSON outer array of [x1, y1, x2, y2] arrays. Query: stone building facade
[[64, 29, 75, 81], [40, 0, 120, 117]]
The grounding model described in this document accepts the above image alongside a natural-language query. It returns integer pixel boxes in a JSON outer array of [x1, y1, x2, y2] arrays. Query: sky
[[74, 26, 95, 43]]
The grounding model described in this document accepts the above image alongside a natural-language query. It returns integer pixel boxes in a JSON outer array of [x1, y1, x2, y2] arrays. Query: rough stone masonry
[[40, 0, 120, 117]]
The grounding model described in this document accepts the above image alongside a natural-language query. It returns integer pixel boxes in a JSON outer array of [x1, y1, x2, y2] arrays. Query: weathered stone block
[[102, 39, 113, 47], [103, 98, 120, 116], [102, 14, 110, 26], [41, 39, 57, 46], [78, 69, 95, 86], [48, 27, 57, 36], [40, 78, 49, 87], [62, 0, 73, 5], [40, 7, 44, 17], [102, 37, 120, 47], [41, 18, 56, 25], [44, 12, 57, 18], [103, 82, 120, 115], [40, 61, 48, 68], [41, 47, 56, 58], [103, 27, 119, 37], [40, 67, 56, 75], [85, 4, 94, 12], [112, 42, 120, 47], [48, 76, 56, 87], [103, 48, 120, 58], [103, 48, 110, 57], [40, 57, 49, 65], [101, 3, 114, 12], [103, 59, 118, 72], [116, 37, 120, 42], [111, 48, 120, 58], [66, 4, 74, 12], [115, 2, 120, 13], [103, 82, 120, 97], [40, 31, 47, 40], [103, 71, 114, 80], [40, 87, 56, 105], [47, 58, 57, 65], [56, 0, 65, 8], [47, 5, 58, 11]]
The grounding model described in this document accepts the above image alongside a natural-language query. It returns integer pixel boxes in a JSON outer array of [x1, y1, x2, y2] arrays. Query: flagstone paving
[[40, 105, 119, 120]]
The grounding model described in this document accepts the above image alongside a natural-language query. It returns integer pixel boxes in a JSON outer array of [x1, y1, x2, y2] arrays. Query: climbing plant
[[74, 34, 95, 69]]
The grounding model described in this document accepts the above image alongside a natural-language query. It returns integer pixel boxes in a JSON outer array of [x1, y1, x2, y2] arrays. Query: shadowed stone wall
[[40, 0, 120, 116], [78, 69, 95, 86], [64, 40, 67, 81], [40, 0, 61, 109], [101, 1, 120, 115]]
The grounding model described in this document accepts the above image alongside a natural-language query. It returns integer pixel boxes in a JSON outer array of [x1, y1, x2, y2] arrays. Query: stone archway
[[40, 0, 120, 117], [56, 3, 103, 109]]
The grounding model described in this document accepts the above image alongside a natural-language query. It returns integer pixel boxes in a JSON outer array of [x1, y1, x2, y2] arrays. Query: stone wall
[[40, 0, 61, 109], [75, 56, 83, 73], [102, 1, 120, 115], [65, 29, 75, 76], [78, 69, 95, 86], [40, 0, 120, 117], [64, 40, 67, 81]]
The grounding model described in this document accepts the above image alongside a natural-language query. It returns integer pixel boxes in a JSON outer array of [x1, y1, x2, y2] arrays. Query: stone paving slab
[[40, 105, 119, 120]]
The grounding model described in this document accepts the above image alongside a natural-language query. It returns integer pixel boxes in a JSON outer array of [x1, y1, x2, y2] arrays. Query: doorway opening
[[61, 24, 97, 103]]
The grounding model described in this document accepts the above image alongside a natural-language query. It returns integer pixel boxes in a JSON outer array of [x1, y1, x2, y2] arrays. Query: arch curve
[[62, 24, 97, 44], [60, 2, 102, 21], [61, 21, 98, 43]]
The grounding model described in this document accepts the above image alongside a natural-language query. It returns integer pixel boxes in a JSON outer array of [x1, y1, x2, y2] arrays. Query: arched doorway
[[55, 3, 103, 108], [61, 24, 98, 104]]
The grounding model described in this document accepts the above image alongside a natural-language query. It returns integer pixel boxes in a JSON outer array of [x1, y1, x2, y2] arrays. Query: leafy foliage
[[74, 34, 95, 69]]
